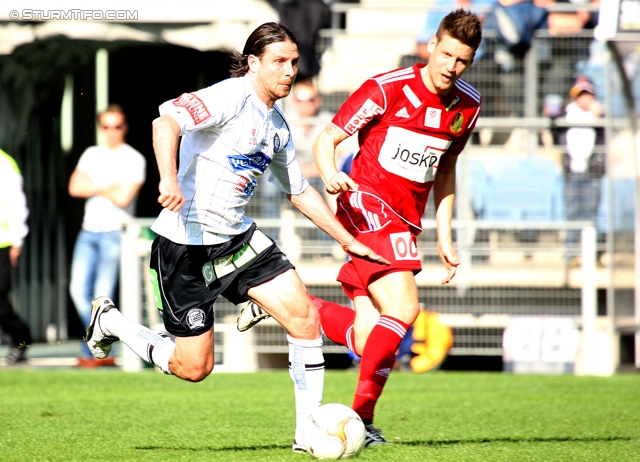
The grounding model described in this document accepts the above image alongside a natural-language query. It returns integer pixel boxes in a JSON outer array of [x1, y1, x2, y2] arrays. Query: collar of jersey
[[243, 75, 273, 116]]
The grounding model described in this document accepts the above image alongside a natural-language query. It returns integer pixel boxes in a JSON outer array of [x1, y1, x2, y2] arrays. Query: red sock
[[309, 295, 356, 352], [353, 315, 409, 422]]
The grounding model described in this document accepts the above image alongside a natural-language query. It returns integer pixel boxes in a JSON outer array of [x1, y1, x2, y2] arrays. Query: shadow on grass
[[135, 436, 633, 453], [135, 444, 292, 452], [398, 436, 633, 447]]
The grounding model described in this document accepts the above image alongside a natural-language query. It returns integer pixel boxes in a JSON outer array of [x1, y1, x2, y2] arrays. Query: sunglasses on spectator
[[101, 125, 124, 130]]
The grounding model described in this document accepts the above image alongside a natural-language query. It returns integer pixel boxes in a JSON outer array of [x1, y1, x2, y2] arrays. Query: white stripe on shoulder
[[375, 67, 415, 85], [455, 80, 480, 103], [455, 78, 479, 96], [468, 106, 481, 129]]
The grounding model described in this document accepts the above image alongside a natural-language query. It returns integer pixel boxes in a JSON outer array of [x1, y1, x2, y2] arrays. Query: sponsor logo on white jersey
[[375, 368, 391, 378], [395, 107, 410, 118], [425, 107, 442, 129], [378, 126, 451, 183], [173, 93, 211, 125], [344, 98, 383, 135], [227, 152, 272, 175]]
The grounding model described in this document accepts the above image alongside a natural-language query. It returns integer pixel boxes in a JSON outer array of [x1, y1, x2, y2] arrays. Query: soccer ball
[[303, 403, 366, 460]]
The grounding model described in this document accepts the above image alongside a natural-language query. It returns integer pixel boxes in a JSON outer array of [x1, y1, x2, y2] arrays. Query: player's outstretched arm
[[433, 153, 460, 284], [313, 124, 358, 195], [289, 185, 390, 265], [152, 115, 185, 212]]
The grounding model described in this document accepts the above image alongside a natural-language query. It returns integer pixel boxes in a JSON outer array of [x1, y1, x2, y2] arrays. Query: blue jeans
[[69, 229, 122, 358], [564, 173, 601, 245]]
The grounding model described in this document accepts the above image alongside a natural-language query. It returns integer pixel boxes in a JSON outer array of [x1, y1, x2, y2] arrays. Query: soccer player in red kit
[[311, 9, 483, 445]]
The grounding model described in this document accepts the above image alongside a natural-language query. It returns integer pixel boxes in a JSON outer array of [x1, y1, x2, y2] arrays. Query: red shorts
[[336, 191, 422, 299]]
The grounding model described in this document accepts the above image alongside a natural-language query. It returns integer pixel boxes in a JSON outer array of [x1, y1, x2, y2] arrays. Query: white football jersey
[[151, 75, 308, 245]]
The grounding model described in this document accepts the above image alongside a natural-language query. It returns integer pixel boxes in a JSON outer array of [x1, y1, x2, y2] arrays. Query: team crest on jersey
[[425, 107, 441, 129], [227, 152, 272, 174], [235, 176, 257, 196], [274, 133, 280, 152], [449, 112, 464, 134], [249, 128, 257, 146], [186, 309, 206, 330]]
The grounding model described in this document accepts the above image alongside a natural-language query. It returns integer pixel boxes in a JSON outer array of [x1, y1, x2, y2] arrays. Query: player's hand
[[158, 177, 185, 212], [342, 239, 391, 265], [325, 172, 359, 195], [9, 246, 21, 268], [437, 240, 460, 284]]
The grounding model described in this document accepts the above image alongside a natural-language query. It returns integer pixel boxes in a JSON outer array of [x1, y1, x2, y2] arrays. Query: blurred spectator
[[547, 0, 599, 35], [0, 149, 32, 365], [288, 79, 334, 250], [68, 104, 146, 368], [289, 79, 332, 188], [269, 0, 332, 80], [562, 77, 604, 245], [483, 0, 548, 116], [539, 0, 600, 110]]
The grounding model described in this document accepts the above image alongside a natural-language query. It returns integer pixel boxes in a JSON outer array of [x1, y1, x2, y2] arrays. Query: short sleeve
[[158, 79, 243, 136], [75, 147, 96, 173], [331, 79, 386, 137]]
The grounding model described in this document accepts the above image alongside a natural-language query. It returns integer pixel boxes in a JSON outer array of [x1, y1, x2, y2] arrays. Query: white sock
[[103, 309, 176, 374], [287, 334, 325, 445]]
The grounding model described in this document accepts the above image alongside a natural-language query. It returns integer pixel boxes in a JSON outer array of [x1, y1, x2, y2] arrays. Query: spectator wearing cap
[[562, 76, 604, 246]]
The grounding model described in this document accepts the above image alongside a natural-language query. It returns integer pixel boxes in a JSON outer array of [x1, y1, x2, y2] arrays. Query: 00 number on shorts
[[390, 232, 418, 260]]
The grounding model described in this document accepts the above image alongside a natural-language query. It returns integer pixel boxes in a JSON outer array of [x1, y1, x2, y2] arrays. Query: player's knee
[[288, 303, 321, 339], [353, 336, 367, 356], [384, 304, 420, 326], [172, 356, 214, 382], [179, 363, 213, 382], [405, 304, 421, 325]]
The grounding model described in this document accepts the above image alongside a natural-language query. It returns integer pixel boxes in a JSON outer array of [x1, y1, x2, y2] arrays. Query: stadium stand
[[482, 156, 564, 221]]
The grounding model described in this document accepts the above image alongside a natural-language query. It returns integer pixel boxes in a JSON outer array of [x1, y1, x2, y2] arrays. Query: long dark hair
[[230, 22, 299, 77]]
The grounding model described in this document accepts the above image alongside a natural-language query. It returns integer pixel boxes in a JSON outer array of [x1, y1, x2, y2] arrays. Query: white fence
[[118, 216, 620, 375]]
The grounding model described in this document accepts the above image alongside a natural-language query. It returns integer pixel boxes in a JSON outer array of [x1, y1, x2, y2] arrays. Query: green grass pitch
[[1, 369, 640, 461]]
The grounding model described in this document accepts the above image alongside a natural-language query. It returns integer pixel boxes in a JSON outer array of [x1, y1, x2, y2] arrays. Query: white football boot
[[236, 301, 271, 332], [84, 296, 119, 359]]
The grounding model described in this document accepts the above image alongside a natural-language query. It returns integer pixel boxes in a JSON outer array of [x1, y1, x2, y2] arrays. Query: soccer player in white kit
[[84, 22, 388, 452]]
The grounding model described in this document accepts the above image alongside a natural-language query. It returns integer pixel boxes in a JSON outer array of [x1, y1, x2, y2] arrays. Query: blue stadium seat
[[483, 156, 564, 221], [468, 159, 488, 217], [597, 178, 636, 233]]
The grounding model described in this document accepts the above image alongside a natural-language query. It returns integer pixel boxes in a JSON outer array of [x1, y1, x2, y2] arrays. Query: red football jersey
[[331, 63, 481, 229]]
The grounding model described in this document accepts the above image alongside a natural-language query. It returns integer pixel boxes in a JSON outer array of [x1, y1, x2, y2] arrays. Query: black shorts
[[148, 224, 295, 337]]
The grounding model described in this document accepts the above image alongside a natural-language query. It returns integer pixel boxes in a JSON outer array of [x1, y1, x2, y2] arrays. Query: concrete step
[[324, 33, 416, 65], [346, 7, 427, 35], [319, 62, 397, 92]]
